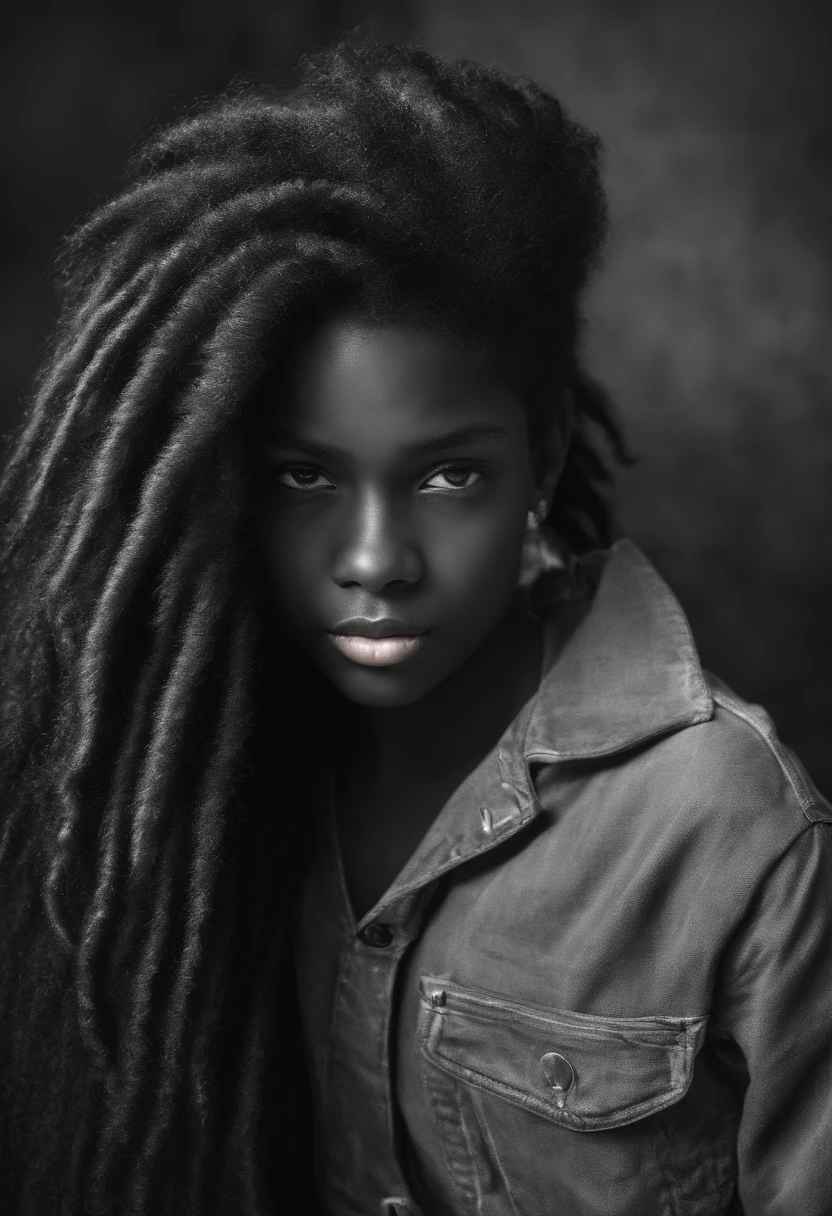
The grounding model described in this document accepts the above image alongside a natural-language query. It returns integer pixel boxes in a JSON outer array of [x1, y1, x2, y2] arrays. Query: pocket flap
[[418, 977, 708, 1132]]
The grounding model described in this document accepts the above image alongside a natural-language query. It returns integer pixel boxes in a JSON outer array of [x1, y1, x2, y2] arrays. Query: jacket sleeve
[[713, 820, 832, 1216]]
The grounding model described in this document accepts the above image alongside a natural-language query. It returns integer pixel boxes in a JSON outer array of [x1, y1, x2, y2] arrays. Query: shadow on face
[[255, 315, 541, 707]]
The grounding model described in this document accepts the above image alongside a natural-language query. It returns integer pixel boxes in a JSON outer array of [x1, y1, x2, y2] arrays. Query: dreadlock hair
[[0, 37, 626, 1216]]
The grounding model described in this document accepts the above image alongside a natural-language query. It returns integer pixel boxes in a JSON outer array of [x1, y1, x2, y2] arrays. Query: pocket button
[[541, 1051, 574, 1108]]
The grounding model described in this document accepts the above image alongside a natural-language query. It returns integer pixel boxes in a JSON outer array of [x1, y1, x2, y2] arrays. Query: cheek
[[257, 507, 327, 624], [422, 504, 528, 641]]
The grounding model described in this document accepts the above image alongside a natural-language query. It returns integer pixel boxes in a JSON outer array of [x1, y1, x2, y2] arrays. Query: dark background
[[3, 0, 831, 792]]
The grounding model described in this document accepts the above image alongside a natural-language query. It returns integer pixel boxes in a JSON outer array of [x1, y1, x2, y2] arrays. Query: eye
[[276, 465, 336, 492], [422, 465, 484, 491]]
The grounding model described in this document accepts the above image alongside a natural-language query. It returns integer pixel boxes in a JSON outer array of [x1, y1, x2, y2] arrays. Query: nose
[[332, 490, 423, 594]]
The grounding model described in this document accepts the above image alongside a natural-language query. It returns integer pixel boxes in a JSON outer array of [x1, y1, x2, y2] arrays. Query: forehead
[[269, 316, 526, 448]]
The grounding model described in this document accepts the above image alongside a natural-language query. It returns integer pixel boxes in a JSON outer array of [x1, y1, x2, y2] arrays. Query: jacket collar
[[523, 538, 713, 764], [361, 539, 713, 929]]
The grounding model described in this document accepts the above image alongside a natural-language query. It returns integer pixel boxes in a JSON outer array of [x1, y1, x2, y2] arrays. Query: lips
[[329, 617, 427, 667]]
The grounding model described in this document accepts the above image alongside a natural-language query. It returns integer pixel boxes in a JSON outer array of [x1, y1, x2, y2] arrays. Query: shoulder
[[579, 673, 832, 889], [529, 666, 832, 891], [529, 676, 831, 935], [702, 672, 829, 827], [611, 672, 830, 853], [527, 538, 830, 864]]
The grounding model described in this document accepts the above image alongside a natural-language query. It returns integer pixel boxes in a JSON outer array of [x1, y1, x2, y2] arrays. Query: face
[[255, 316, 541, 707]]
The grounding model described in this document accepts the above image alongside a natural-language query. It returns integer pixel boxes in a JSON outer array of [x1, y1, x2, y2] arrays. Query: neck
[[362, 593, 543, 780]]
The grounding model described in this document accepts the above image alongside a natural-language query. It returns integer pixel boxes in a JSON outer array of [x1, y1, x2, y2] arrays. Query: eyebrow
[[264, 423, 510, 461], [409, 424, 511, 456]]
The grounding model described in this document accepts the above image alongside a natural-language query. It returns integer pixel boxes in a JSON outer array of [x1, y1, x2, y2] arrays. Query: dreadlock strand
[[34, 236, 288, 575], [128, 571, 234, 878], [0, 261, 157, 518], [46, 420, 246, 961], [92, 575, 233, 1183], [63, 160, 258, 280], [183, 899, 237, 1212], [74, 508, 241, 1068], [9, 180, 382, 550], [93, 595, 247, 1208], [88, 814, 187, 1213], [8, 223, 249, 545], [128, 96, 313, 177], [79, 170, 389, 257], [131, 593, 257, 1211], [47, 234, 366, 602], [38, 260, 298, 953], [71, 165, 387, 314]]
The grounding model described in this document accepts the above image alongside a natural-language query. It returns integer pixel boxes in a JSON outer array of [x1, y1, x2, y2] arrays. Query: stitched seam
[[419, 1005, 479, 1212], [625, 540, 712, 711], [466, 1089, 523, 1216], [655, 1111, 684, 1216], [433, 1001, 688, 1047], [420, 1034, 688, 1130], [422, 1055, 479, 1211], [422, 977, 708, 1039], [711, 687, 823, 819], [454, 1084, 486, 1216], [525, 708, 712, 762]]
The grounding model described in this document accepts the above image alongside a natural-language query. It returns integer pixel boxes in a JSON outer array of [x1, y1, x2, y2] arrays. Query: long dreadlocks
[[0, 38, 625, 1216]]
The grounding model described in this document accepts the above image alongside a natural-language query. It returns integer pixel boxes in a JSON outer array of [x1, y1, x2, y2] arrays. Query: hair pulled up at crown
[[0, 39, 624, 1216]]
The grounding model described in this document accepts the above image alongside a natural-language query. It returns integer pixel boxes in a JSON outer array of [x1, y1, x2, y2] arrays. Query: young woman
[[0, 38, 829, 1216]]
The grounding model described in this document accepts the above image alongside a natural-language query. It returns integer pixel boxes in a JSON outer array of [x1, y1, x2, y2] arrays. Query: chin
[[327, 664, 441, 708]]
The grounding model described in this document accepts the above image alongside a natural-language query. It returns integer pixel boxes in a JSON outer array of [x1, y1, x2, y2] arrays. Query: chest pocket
[[418, 976, 709, 1132]]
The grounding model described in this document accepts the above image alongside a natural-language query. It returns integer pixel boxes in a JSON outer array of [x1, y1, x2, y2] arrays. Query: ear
[[533, 388, 574, 506]]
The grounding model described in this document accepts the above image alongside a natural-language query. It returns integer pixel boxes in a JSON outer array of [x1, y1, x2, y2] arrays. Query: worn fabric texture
[[295, 540, 832, 1216]]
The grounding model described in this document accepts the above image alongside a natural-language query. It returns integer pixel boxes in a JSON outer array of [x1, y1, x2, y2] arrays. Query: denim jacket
[[295, 539, 832, 1216]]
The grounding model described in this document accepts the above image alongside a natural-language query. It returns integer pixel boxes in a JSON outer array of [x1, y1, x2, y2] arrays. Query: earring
[[519, 497, 573, 594], [526, 498, 549, 530]]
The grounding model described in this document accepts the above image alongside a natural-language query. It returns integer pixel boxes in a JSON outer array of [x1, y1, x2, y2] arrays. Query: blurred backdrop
[[3, 0, 831, 792]]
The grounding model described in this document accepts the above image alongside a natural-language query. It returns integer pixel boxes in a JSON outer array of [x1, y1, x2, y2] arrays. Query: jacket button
[[357, 922, 393, 948], [541, 1052, 574, 1108]]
